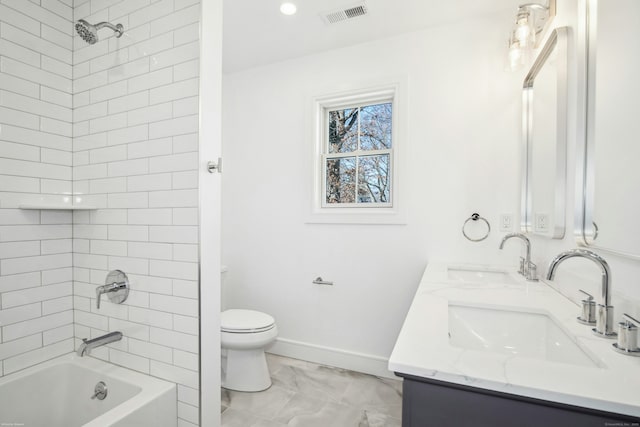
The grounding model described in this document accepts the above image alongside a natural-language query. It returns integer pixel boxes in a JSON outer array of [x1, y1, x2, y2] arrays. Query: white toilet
[[220, 268, 278, 392], [221, 309, 278, 392]]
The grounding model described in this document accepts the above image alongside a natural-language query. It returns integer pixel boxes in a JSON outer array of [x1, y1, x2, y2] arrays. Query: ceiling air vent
[[322, 3, 368, 25]]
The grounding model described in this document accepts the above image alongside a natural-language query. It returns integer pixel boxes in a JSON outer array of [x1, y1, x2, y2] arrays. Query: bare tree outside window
[[325, 102, 392, 205]]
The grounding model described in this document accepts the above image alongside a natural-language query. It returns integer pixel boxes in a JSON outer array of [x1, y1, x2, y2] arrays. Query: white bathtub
[[0, 354, 177, 427]]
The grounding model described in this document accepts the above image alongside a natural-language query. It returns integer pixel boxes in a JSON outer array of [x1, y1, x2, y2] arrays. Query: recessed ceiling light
[[280, 2, 297, 15]]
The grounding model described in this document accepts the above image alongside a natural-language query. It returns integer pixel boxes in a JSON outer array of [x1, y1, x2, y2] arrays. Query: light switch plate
[[500, 214, 513, 232], [535, 213, 549, 232]]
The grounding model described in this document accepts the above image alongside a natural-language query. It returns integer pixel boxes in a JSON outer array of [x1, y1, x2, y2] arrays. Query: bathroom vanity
[[389, 264, 640, 426]]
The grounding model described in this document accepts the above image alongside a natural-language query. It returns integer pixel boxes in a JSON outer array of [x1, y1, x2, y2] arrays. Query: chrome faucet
[[77, 331, 123, 356], [499, 233, 538, 281], [546, 249, 616, 338]]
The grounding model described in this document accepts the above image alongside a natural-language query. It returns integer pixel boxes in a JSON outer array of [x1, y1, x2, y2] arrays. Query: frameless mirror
[[579, 0, 640, 258], [521, 27, 569, 238]]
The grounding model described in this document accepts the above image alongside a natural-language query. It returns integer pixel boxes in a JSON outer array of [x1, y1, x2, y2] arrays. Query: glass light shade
[[508, 47, 523, 71], [514, 10, 535, 49], [505, 2, 554, 72], [507, 31, 527, 72]]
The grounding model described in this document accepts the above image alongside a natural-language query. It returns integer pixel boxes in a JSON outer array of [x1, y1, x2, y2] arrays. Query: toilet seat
[[221, 309, 275, 333]]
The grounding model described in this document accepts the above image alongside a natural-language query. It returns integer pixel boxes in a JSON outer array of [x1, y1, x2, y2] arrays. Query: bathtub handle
[[96, 281, 127, 309], [96, 270, 129, 309]]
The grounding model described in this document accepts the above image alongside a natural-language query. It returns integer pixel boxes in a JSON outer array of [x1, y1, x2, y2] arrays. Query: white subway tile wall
[[72, 1, 200, 425], [1, 0, 200, 426], [0, 0, 75, 379]]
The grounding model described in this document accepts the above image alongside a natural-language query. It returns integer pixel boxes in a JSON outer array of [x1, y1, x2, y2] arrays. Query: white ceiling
[[222, 0, 521, 73]]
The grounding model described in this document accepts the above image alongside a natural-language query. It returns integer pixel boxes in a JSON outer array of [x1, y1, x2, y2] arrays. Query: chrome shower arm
[[95, 22, 124, 37]]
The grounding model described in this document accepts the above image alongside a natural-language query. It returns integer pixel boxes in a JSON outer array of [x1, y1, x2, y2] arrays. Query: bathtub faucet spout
[[77, 331, 123, 356]]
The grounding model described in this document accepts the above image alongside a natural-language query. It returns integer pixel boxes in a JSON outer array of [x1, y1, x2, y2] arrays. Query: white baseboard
[[267, 338, 400, 380]]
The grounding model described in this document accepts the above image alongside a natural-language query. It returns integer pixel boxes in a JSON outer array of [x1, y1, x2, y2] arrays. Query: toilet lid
[[221, 309, 275, 332]]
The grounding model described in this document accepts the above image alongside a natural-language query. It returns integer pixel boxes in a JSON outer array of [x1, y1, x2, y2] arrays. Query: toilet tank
[[221, 265, 229, 311]]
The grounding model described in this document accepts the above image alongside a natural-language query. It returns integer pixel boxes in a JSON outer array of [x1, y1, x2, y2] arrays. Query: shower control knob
[[96, 270, 129, 309]]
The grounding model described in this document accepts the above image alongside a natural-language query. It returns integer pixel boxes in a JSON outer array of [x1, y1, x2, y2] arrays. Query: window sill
[[305, 208, 407, 225]]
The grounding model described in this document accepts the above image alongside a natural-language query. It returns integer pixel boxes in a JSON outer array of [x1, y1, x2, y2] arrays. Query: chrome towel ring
[[462, 213, 491, 242]]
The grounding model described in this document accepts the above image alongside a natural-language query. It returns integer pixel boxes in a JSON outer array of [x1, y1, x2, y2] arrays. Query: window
[[324, 102, 392, 206], [309, 83, 406, 224]]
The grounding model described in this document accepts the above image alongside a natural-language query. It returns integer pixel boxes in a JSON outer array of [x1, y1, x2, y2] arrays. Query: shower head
[[75, 19, 124, 45]]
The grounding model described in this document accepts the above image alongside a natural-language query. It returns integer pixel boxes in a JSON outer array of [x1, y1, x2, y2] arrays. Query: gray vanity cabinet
[[399, 374, 640, 427]]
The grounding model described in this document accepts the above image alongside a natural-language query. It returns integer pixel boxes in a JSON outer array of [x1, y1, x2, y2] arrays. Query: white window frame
[[307, 81, 407, 224]]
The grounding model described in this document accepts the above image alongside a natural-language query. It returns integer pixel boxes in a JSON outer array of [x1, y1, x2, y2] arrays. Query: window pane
[[328, 108, 358, 153], [326, 157, 356, 204], [359, 103, 392, 151], [357, 155, 390, 203]]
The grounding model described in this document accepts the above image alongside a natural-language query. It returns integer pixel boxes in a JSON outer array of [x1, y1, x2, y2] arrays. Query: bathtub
[[0, 353, 177, 427]]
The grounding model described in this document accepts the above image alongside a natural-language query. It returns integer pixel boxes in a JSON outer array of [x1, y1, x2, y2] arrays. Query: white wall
[[0, 0, 75, 377], [71, 1, 201, 425], [222, 11, 525, 372]]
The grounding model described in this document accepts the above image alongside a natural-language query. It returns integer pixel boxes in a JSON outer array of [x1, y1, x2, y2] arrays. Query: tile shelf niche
[[18, 204, 98, 210]]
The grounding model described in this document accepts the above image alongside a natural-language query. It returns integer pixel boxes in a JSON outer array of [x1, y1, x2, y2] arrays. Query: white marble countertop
[[388, 263, 640, 417]]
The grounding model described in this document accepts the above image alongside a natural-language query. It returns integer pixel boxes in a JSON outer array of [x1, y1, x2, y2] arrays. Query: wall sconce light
[[507, 0, 556, 71]]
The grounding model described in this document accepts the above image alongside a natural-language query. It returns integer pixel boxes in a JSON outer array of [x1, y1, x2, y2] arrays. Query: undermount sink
[[448, 304, 600, 368], [447, 267, 518, 285]]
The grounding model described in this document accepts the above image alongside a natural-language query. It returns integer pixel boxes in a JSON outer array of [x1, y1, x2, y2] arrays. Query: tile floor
[[221, 354, 403, 427]]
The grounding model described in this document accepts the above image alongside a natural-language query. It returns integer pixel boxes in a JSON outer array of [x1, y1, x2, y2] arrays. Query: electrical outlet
[[535, 213, 549, 232], [500, 214, 513, 232]]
